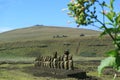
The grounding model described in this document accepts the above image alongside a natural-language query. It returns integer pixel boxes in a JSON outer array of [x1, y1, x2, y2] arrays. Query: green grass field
[[0, 26, 118, 80]]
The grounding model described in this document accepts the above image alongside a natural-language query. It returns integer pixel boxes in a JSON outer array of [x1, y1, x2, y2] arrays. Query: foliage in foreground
[[67, 0, 120, 79]]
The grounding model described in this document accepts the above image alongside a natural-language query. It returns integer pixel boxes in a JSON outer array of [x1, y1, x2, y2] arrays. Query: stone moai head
[[53, 51, 57, 58], [64, 49, 70, 56]]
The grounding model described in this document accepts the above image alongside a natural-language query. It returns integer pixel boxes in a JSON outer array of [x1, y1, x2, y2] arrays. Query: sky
[[0, 0, 120, 33]]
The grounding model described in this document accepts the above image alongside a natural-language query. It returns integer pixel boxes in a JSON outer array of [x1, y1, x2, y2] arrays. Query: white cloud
[[0, 27, 13, 33]]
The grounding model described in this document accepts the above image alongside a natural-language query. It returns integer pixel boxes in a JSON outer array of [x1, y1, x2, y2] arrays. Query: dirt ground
[[22, 65, 101, 80]]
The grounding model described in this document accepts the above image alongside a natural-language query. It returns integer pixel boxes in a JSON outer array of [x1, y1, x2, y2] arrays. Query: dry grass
[[0, 26, 100, 42]]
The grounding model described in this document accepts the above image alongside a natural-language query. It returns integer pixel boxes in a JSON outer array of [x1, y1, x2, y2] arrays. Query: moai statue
[[39, 56, 44, 67], [48, 56, 52, 68], [34, 59, 39, 67], [43, 56, 47, 67], [58, 56, 61, 69], [63, 50, 69, 70], [53, 58, 58, 68], [63, 55, 68, 70], [41, 56, 44, 68], [37, 56, 41, 67], [45, 56, 50, 68], [39, 56, 43, 67], [50, 56, 54, 68], [44, 56, 47, 67], [60, 55, 64, 69], [68, 55, 74, 70], [34, 55, 41, 67], [46, 56, 51, 68], [53, 51, 58, 69]]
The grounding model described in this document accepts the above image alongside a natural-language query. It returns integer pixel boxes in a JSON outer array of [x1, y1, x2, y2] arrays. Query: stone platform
[[33, 67, 99, 80]]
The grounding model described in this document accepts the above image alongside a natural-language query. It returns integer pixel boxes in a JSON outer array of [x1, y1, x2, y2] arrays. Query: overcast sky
[[0, 0, 119, 33]]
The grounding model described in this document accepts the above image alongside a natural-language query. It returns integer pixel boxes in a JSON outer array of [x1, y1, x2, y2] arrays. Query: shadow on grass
[[0, 63, 101, 80], [22, 65, 100, 80]]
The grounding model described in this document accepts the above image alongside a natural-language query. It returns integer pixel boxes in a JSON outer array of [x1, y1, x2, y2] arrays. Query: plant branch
[[95, 17, 120, 48], [101, 4, 105, 25], [96, 0, 120, 48]]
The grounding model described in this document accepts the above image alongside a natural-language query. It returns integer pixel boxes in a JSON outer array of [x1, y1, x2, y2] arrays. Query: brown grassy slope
[[0, 25, 100, 42], [0, 25, 114, 58]]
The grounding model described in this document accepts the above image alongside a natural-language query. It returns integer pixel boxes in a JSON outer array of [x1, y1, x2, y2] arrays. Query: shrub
[[80, 34, 85, 36]]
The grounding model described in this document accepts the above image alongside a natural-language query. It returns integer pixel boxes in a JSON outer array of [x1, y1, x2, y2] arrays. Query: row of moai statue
[[34, 50, 74, 70]]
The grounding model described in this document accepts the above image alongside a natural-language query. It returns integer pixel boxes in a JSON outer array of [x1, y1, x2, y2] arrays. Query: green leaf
[[110, 0, 114, 11], [99, 26, 104, 29], [116, 35, 120, 44], [98, 56, 116, 75], [116, 55, 120, 70], [99, 30, 107, 37], [105, 11, 115, 22], [99, 27, 116, 37], [98, 50, 120, 76], [106, 50, 118, 57], [118, 67, 120, 72], [115, 13, 120, 25]]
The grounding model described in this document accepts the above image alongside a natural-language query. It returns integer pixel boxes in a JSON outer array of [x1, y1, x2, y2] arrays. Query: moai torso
[[63, 50, 69, 70], [68, 55, 74, 70], [58, 56, 61, 69], [34, 56, 41, 67], [43, 56, 47, 67], [50, 56, 54, 68], [53, 51, 58, 69], [38, 56, 42, 67], [53, 58, 58, 68], [60, 55, 64, 69]]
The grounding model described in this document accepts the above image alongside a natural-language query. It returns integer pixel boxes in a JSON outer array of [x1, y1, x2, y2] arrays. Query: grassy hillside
[[0, 25, 100, 42], [0, 25, 117, 80], [0, 25, 114, 61]]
